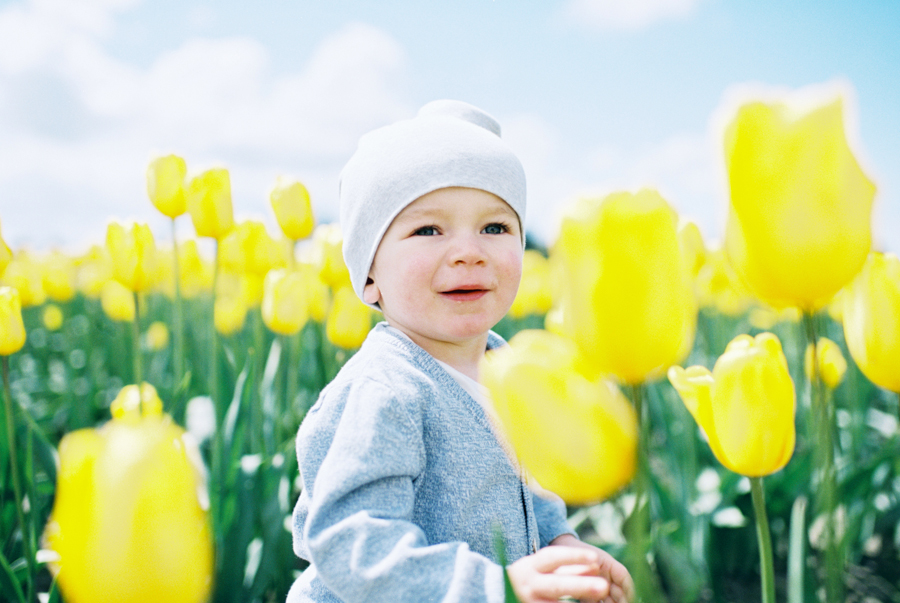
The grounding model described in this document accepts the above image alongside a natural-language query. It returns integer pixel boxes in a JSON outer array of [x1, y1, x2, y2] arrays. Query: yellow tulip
[[44, 383, 214, 603], [178, 239, 214, 299], [106, 222, 157, 293], [1, 251, 46, 307], [0, 286, 26, 355], [325, 285, 371, 349], [74, 246, 113, 299], [219, 220, 285, 277], [147, 154, 188, 218], [0, 219, 12, 277], [548, 189, 696, 384], [144, 321, 170, 352], [804, 337, 847, 390], [508, 250, 552, 319], [43, 303, 64, 332], [842, 252, 900, 392], [668, 332, 796, 477], [42, 251, 76, 302], [214, 293, 247, 336], [270, 176, 315, 240], [100, 279, 136, 323], [480, 329, 638, 505], [678, 220, 707, 279], [311, 223, 351, 289], [186, 168, 234, 240], [724, 95, 876, 310], [262, 269, 309, 336], [694, 249, 754, 317]]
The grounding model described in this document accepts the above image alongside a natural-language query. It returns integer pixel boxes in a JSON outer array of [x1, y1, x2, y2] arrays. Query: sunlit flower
[[668, 332, 796, 477], [547, 189, 696, 384], [804, 337, 847, 390], [100, 279, 135, 323], [842, 252, 900, 392], [270, 176, 315, 240], [44, 383, 214, 603], [325, 285, 371, 349], [480, 329, 638, 505], [724, 94, 875, 310], [106, 221, 158, 293], [508, 250, 552, 319], [186, 168, 234, 240], [147, 154, 188, 218], [0, 286, 26, 355]]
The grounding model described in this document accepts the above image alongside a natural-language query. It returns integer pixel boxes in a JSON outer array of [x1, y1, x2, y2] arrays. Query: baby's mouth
[[441, 287, 488, 301]]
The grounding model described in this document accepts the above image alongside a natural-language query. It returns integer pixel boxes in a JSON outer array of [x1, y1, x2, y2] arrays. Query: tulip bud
[[0, 286, 26, 355], [219, 220, 285, 277], [106, 222, 158, 293], [1, 252, 46, 307], [144, 321, 170, 352], [74, 246, 113, 299], [724, 94, 875, 309], [325, 285, 371, 349], [804, 337, 847, 389], [508, 250, 552, 319], [100, 279, 136, 323], [270, 176, 315, 240], [312, 223, 351, 289], [43, 303, 64, 332], [186, 168, 234, 240], [44, 383, 214, 603], [480, 329, 638, 505], [843, 252, 900, 392], [214, 293, 247, 336], [147, 154, 188, 218], [668, 332, 796, 477], [262, 269, 309, 336], [0, 219, 13, 277]]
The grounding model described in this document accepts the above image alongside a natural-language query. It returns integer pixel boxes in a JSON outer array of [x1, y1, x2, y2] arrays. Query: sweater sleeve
[[530, 485, 577, 548], [300, 377, 506, 603]]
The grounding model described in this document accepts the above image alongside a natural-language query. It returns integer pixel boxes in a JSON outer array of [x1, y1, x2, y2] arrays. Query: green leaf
[[491, 524, 522, 603], [0, 549, 26, 603]]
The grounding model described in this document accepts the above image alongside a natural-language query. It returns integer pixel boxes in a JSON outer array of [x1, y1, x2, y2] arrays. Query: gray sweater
[[287, 322, 574, 602]]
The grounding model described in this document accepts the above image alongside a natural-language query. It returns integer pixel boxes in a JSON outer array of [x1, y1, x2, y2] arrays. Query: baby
[[287, 100, 633, 603]]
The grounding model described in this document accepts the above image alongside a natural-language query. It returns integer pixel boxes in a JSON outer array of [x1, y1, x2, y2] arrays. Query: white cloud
[[565, 0, 701, 30], [0, 0, 411, 251]]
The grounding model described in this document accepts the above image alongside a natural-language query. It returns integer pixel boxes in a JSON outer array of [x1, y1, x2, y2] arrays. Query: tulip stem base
[[171, 218, 185, 410], [132, 291, 142, 384], [751, 477, 776, 603], [3, 356, 35, 603]]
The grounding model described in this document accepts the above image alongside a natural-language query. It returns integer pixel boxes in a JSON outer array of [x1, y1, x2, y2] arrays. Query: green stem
[[171, 218, 185, 405], [3, 356, 35, 603], [751, 477, 776, 603], [625, 383, 661, 602], [132, 291, 142, 384], [803, 311, 842, 603], [209, 241, 225, 570], [285, 331, 299, 439]]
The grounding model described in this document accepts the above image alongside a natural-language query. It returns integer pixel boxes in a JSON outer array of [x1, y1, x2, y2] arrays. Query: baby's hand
[[548, 534, 634, 603], [507, 544, 629, 603]]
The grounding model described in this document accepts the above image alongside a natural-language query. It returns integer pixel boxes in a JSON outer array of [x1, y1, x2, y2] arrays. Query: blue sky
[[1, 0, 898, 255]]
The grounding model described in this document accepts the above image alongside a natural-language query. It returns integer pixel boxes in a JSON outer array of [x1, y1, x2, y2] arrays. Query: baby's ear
[[363, 277, 380, 305]]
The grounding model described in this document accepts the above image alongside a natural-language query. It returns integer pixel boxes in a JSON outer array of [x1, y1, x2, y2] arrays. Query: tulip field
[[3, 89, 900, 603]]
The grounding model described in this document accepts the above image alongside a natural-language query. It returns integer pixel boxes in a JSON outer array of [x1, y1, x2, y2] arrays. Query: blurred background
[[0, 0, 897, 254]]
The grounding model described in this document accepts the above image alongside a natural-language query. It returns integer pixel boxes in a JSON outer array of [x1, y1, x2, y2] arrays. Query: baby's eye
[[482, 223, 509, 235], [413, 225, 439, 236]]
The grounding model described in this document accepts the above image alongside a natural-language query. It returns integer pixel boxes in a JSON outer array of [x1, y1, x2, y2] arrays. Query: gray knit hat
[[339, 99, 527, 309]]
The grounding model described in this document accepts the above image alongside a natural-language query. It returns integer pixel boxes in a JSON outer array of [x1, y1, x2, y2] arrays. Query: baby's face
[[364, 186, 523, 353]]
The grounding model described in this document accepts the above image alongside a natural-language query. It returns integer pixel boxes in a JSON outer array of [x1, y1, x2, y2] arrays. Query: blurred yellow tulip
[[100, 279, 136, 323], [219, 220, 285, 277], [270, 176, 315, 240], [0, 219, 12, 277], [548, 189, 696, 384], [678, 220, 707, 279], [262, 269, 309, 336], [724, 95, 875, 310], [694, 248, 754, 317], [186, 168, 235, 240], [178, 239, 214, 299], [144, 321, 170, 352], [74, 246, 113, 299], [480, 329, 638, 505], [508, 250, 552, 319], [325, 285, 371, 349], [312, 223, 351, 289], [147, 154, 188, 218], [1, 251, 46, 307], [214, 293, 247, 336], [668, 332, 796, 477], [43, 303, 64, 332], [42, 251, 76, 302], [106, 222, 158, 293], [44, 383, 213, 603], [842, 252, 900, 392], [0, 286, 26, 355], [804, 337, 847, 390]]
